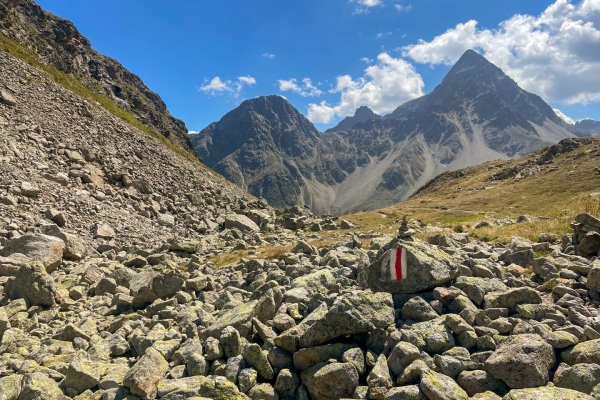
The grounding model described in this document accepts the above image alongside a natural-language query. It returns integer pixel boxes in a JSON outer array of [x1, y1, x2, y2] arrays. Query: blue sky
[[36, 0, 600, 131]]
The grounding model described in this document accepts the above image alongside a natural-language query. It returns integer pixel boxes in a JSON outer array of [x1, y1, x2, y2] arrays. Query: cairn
[[398, 215, 416, 238]]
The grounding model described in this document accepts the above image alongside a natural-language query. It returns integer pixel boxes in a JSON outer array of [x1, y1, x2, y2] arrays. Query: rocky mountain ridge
[[193, 50, 582, 215], [576, 119, 600, 135], [0, 0, 195, 154]]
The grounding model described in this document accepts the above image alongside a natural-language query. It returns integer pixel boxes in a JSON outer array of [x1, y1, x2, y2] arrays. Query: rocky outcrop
[[576, 119, 600, 135], [325, 105, 381, 133], [0, 0, 194, 154]]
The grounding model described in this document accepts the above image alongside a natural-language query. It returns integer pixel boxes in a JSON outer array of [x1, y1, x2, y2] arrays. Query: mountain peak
[[443, 49, 501, 81], [326, 105, 381, 133]]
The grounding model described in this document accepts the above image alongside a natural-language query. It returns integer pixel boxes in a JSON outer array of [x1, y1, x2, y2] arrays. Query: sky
[[36, 0, 600, 132]]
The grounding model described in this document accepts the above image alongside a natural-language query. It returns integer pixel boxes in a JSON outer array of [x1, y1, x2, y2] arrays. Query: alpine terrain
[[576, 119, 600, 135], [193, 50, 582, 215], [3, 2, 600, 400]]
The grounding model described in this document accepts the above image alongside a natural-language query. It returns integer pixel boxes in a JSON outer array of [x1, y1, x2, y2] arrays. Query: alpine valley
[[191, 50, 584, 215]]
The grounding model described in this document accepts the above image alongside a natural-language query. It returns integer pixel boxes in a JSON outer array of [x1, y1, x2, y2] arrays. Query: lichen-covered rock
[[291, 270, 336, 295], [19, 372, 70, 400], [457, 370, 508, 397], [299, 291, 394, 348], [367, 353, 393, 390], [554, 363, 600, 395], [0, 374, 23, 400], [502, 386, 595, 399], [301, 362, 359, 400], [569, 339, 600, 364], [225, 214, 260, 232], [385, 385, 426, 399], [420, 369, 468, 400], [358, 237, 460, 294], [123, 347, 169, 399], [64, 354, 108, 393], [454, 277, 508, 306], [483, 287, 542, 312], [485, 334, 555, 388], [401, 296, 439, 322], [401, 316, 455, 354], [5, 262, 59, 307], [243, 343, 274, 380], [202, 300, 258, 340]]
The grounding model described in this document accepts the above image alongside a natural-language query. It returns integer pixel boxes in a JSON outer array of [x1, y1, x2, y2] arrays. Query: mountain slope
[[0, 0, 195, 154], [195, 50, 582, 215], [325, 105, 381, 133], [576, 119, 600, 135]]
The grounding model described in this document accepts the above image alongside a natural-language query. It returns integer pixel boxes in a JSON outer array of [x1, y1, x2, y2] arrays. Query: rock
[[18, 372, 69, 400], [225, 214, 260, 232], [20, 181, 39, 198], [93, 223, 116, 239], [248, 383, 279, 400], [388, 341, 421, 376], [576, 213, 600, 229], [202, 300, 258, 340], [358, 238, 460, 294], [1, 234, 65, 271], [420, 369, 469, 400], [5, 262, 59, 307], [291, 270, 336, 295], [243, 343, 274, 380], [64, 354, 107, 393], [579, 232, 600, 256], [299, 291, 394, 347], [301, 362, 359, 400], [0, 89, 16, 106], [569, 339, 600, 364], [457, 370, 508, 397], [485, 334, 555, 388], [402, 296, 439, 322], [384, 385, 426, 399], [554, 363, 600, 395], [0, 374, 23, 400], [123, 347, 170, 399], [157, 213, 176, 227], [502, 387, 595, 399], [367, 353, 393, 391], [402, 316, 455, 354], [483, 287, 542, 312], [587, 263, 600, 292]]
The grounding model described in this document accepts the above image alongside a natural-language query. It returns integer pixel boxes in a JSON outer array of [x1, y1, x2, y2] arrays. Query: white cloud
[[553, 108, 575, 124], [360, 57, 373, 64], [306, 52, 424, 123], [278, 78, 323, 97], [394, 4, 412, 12], [402, 0, 600, 105], [262, 53, 275, 59], [188, 130, 199, 135], [356, 0, 382, 6], [200, 75, 256, 96], [353, 0, 382, 14]]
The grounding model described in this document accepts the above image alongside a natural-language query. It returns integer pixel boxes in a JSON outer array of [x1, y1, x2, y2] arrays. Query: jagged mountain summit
[[194, 50, 582, 215], [0, 0, 195, 154], [576, 119, 600, 135], [325, 105, 381, 133]]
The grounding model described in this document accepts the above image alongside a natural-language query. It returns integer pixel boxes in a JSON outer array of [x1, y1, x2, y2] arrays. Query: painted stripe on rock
[[389, 247, 407, 281]]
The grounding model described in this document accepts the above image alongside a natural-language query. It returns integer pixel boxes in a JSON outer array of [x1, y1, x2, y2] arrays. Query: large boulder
[[301, 362, 359, 400], [299, 291, 394, 348], [0, 234, 65, 271], [5, 262, 60, 307], [18, 372, 69, 400], [554, 363, 600, 395], [225, 214, 260, 232], [358, 237, 460, 294], [485, 334, 555, 388]]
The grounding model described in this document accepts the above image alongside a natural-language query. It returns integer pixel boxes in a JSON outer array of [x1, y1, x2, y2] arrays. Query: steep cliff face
[[194, 51, 582, 215], [0, 0, 195, 154]]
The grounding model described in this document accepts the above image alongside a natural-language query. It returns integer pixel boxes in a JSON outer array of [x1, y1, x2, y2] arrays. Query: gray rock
[[402, 296, 439, 322], [0, 89, 16, 106], [420, 369, 468, 400], [18, 372, 69, 400], [483, 287, 542, 312], [1, 234, 65, 271], [225, 214, 260, 232], [485, 334, 555, 388], [554, 363, 600, 394], [299, 291, 394, 347], [301, 362, 359, 400], [457, 370, 508, 397], [358, 237, 460, 294]]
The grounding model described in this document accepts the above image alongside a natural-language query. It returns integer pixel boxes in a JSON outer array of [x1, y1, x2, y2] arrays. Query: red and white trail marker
[[390, 247, 407, 281]]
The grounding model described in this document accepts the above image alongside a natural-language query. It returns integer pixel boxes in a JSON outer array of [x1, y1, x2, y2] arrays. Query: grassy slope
[[345, 137, 600, 243]]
